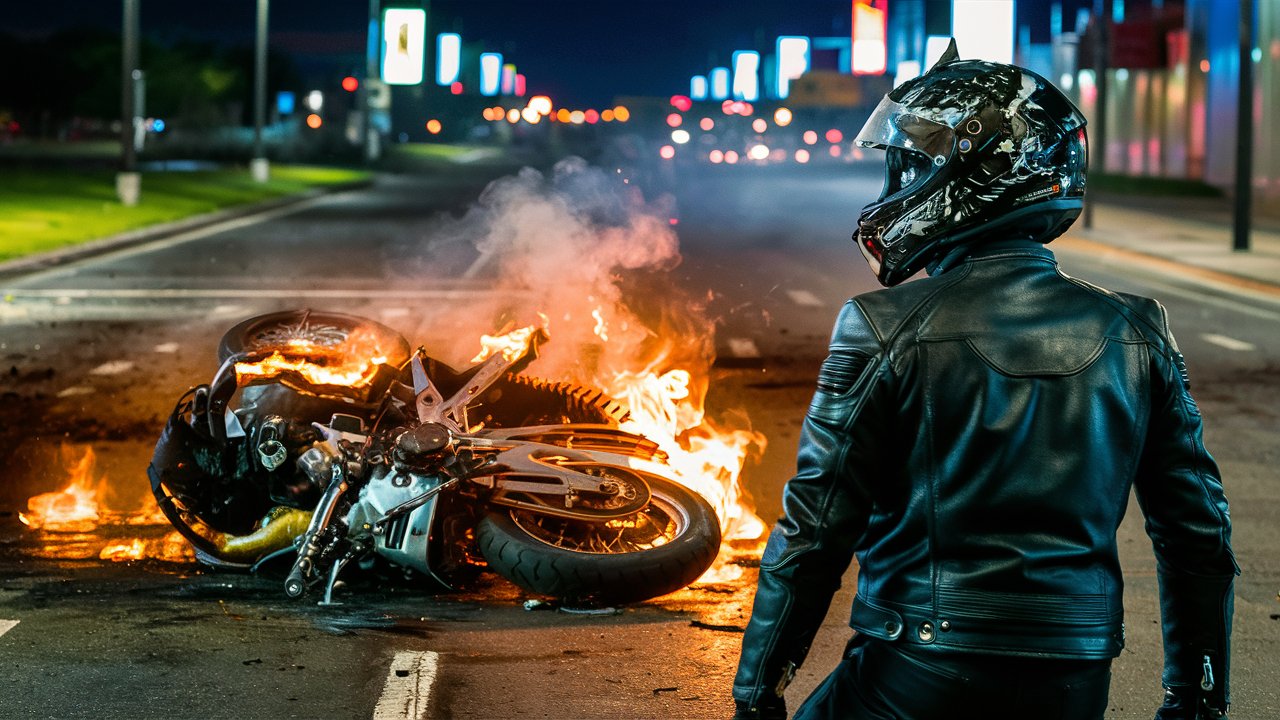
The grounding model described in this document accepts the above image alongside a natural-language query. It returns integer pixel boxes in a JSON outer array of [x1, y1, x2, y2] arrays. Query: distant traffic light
[[342, 76, 359, 92]]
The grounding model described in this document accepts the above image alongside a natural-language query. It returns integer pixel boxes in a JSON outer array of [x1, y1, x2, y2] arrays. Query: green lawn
[[0, 165, 368, 263]]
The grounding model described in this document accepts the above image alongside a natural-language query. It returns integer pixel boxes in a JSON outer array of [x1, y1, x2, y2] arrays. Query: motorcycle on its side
[[148, 310, 721, 605]]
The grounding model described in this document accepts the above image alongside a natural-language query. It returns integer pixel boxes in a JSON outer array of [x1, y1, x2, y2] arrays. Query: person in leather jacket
[[732, 41, 1237, 720]]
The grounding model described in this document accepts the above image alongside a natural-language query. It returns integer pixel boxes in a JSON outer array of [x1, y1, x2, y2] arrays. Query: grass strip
[[0, 165, 368, 262]]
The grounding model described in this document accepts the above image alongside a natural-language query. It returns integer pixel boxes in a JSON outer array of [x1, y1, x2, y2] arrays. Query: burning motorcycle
[[148, 310, 722, 605]]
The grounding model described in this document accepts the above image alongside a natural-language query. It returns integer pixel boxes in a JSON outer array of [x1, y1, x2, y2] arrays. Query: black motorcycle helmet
[[853, 40, 1088, 286]]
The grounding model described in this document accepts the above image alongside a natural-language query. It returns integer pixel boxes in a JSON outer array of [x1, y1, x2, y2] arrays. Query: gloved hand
[[732, 695, 786, 720], [1154, 686, 1228, 719]]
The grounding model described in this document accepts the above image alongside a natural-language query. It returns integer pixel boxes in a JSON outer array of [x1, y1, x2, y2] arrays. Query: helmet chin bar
[[855, 227, 883, 278]]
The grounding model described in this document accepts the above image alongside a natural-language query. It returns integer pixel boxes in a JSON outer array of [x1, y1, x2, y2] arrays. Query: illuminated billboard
[[436, 33, 461, 86], [480, 53, 503, 96], [501, 64, 516, 95], [952, 0, 1015, 64], [710, 67, 731, 101], [851, 1, 887, 75], [691, 75, 708, 101], [732, 51, 761, 101], [775, 36, 810, 98], [381, 8, 426, 85]]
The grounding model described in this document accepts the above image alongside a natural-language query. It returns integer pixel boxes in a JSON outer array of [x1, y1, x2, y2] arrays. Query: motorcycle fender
[[347, 472, 451, 589]]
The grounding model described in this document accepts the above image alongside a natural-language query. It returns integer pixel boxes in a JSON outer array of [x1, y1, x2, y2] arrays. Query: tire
[[476, 473, 722, 604], [217, 309, 411, 367]]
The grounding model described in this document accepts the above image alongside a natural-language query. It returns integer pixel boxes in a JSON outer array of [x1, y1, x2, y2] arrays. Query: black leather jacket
[[734, 242, 1237, 709]]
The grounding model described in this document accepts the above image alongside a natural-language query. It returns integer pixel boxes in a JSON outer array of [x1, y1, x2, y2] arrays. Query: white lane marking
[[57, 386, 96, 398], [373, 650, 439, 720], [728, 338, 761, 358], [154, 342, 180, 353], [786, 289, 825, 307], [90, 361, 134, 376], [1119, 275, 1280, 323], [210, 304, 246, 317], [0, 620, 17, 639], [462, 250, 494, 279], [0, 288, 515, 301], [1200, 333, 1257, 352]]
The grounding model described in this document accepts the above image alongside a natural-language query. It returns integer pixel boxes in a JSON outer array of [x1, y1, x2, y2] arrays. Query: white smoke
[[422, 157, 710, 387]]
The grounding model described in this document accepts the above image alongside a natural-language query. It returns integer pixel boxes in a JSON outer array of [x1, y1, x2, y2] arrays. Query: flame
[[235, 351, 384, 388], [19, 448, 102, 532], [607, 365, 767, 543], [471, 322, 543, 363], [19, 446, 193, 562], [99, 531, 194, 563], [591, 307, 609, 342]]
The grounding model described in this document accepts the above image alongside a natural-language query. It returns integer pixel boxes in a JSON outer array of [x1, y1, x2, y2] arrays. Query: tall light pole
[[117, 0, 141, 206], [251, 0, 270, 182], [1083, 0, 1110, 230], [364, 0, 379, 163], [1233, 0, 1254, 252]]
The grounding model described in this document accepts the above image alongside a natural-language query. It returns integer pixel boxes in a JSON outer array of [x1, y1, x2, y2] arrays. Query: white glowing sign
[[480, 53, 502, 96], [775, 36, 810, 99], [381, 8, 426, 86], [952, 0, 1015, 64], [436, 33, 461, 86], [691, 75, 709, 100], [732, 51, 760, 101], [710, 67, 731, 101], [851, 1, 887, 75]]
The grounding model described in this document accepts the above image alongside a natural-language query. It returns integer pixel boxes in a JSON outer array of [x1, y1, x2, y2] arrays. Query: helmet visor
[[854, 96, 956, 163]]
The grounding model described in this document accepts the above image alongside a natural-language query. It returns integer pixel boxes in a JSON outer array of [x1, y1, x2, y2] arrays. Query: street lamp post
[[364, 0, 380, 163], [1233, 0, 1254, 252], [1083, 0, 1110, 230], [117, 0, 141, 206], [251, 0, 270, 183]]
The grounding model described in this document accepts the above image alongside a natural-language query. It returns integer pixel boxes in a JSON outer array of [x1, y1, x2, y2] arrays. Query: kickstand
[[317, 556, 350, 607]]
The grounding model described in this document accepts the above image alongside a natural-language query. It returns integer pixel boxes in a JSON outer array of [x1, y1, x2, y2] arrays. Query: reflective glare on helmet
[[855, 96, 956, 160]]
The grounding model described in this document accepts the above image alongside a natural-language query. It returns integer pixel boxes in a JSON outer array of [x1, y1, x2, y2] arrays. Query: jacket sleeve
[[1131, 302, 1238, 712], [732, 300, 885, 708]]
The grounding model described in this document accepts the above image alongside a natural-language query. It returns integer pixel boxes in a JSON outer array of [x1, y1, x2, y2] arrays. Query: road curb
[[0, 178, 373, 280]]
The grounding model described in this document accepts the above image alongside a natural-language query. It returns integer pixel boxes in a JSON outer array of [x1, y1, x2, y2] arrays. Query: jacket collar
[[927, 239, 1056, 275]]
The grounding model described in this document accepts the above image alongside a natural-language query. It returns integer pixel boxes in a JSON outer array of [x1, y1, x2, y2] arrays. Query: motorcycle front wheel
[[475, 474, 721, 604]]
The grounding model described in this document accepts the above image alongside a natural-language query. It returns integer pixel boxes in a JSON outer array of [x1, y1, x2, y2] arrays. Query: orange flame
[[20, 446, 194, 562], [99, 531, 193, 563], [19, 448, 102, 532], [235, 351, 385, 388]]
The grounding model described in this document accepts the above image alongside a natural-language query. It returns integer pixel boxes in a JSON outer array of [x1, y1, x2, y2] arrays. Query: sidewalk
[[1057, 195, 1280, 298]]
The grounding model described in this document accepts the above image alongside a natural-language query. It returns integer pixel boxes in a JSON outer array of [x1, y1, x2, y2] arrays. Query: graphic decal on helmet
[[852, 40, 1088, 287]]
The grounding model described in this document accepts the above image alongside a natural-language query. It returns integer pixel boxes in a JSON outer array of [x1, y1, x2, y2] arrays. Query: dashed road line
[[0, 620, 18, 639], [786, 289, 825, 307], [1200, 333, 1257, 352], [727, 338, 761, 358], [373, 650, 439, 720], [90, 361, 135, 376], [56, 386, 96, 398], [154, 342, 180, 353]]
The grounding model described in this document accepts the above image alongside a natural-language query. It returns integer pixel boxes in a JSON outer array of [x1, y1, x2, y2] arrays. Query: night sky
[[5, 1, 1100, 107]]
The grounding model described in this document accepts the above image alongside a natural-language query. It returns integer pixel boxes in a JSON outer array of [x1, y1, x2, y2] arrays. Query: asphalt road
[[1, 157, 1277, 719]]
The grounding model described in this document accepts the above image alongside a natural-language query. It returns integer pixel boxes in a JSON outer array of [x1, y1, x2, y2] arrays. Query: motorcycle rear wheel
[[476, 474, 721, 604]]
